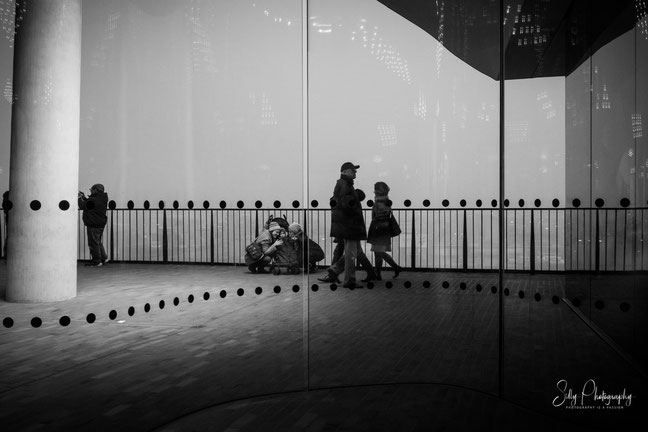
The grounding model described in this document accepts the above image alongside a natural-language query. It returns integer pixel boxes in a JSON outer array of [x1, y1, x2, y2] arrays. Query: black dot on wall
[[127, 200, 134, 210], [203, 200, 210, 209], [108, 200, 117, 210], [442, 199, 449, 207], [158, 200, 165, 209], [518, 199, 525, 207], [476, 284, 483, 292], [572, 298, 581, 307], [572, 198, 581, 208], [594, 300, 604, 310], [31, 317, 42, 328], [311, 284, 319, 292], [491, 286, 498, 294], [519, 291, 525, 299], [330, 199, 337, 208], [476, 199, 482, 207], [255, 287, 263, 295], [330, 284, 337, 291], [237, 200, 244, 209], [366, 199, 374, 208], [311, 200, 319, 208], [292, 285, 300, 293], [128, 306, 135, 316], [255, 200, 263, 209], [173, 297, 180, 306], [404, 281, 412, 288], [504, 288, 510, 296], [503, 199, 510, 207], [620, 302, 630, 312], [552, 296, 560, 305], [292, 200, 300, 208], [219, 201, 227, 209], [535, 199, 542, 208], [595, 198, 604, 208], [442, 281, 449, 289], [460, 282, 467, 290], [367, 282, 374, 289], [187, 200, 194, 209], [188, 294, 194, 303], [460, 199, 467, 207], [173, 200, 179, 209], [30, 200, 41, 211], [491, 199, 498, 207], [86, 313, 96, 324], [144, 303, 151, 313], [159, 300, 166, 309], [109, 310, 117, 320], [2, 199, 13, 211], [237, 288, 244, 296], [220, 290, 227, 298], [59, 316, 71, 326], [3, 317, 13, 328], [534, 293, 542, 302], [58, 200, 70, 210], [423, 199, 431, 207], [203, 292, 210, 300], [404, 199, 412, 207], [552, 199, 560, 208], [273, 286, 281, 294], [144, 200, 150, 210], [386, 281, 393, 289], [273, 200, 281, 208], [423, 281, 431, 288], [620, 198, 630, 208]]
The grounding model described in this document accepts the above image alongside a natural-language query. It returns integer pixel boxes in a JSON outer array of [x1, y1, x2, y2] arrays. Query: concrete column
[[7, 0, 82, 302]]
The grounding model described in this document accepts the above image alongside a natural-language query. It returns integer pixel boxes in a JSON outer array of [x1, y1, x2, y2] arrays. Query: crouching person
[[245, 221, 284, 273], [288, 222, 325, 273]]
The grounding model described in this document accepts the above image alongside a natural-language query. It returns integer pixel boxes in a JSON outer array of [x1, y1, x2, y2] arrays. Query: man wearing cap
[[78, 184, 109, 267], [318, 162, 367, 288]]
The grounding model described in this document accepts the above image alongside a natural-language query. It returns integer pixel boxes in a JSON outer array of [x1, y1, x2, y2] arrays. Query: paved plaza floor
[[0, 262, 646, 431]]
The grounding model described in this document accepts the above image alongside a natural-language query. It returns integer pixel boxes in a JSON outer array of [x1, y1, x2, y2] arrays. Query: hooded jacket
[[79, 191, 108, 228], [329, 174, 367, 240]]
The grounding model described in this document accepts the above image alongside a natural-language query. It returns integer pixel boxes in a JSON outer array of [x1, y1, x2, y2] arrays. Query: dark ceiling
[[377, 0, 642, 80]]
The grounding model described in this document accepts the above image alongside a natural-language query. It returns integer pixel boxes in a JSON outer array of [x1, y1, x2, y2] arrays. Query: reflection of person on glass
[[78, 184, 108, 267], [367, 181, 402, 279], [318, 162, 367, 289]]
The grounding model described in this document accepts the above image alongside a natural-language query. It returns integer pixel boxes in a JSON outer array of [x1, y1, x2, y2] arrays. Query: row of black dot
[[1, 281, 634, 329], [2, 197, 644, 212]]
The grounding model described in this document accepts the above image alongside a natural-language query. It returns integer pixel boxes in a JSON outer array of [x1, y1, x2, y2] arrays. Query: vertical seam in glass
[[498, 0, 505, 398], [302, 0, 310, 392]]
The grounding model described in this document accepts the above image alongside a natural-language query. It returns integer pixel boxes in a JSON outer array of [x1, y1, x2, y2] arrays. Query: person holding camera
[[78, 184, 109, 267]]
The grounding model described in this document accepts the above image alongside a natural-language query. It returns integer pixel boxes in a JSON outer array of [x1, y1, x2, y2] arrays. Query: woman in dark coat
[[367, 181, 402, 279]]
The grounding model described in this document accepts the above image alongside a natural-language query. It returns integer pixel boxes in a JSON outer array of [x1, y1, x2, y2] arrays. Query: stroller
[[269, 228, 301, 275]]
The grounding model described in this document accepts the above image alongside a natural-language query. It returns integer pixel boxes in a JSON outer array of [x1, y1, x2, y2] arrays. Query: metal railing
[[31, 205, 643, 273]]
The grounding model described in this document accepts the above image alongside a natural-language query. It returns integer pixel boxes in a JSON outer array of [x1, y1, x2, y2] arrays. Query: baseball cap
[[340, 162, 360, 172]]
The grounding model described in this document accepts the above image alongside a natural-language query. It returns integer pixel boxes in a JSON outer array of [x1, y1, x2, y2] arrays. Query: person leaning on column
[[78, 184, 109, 267]]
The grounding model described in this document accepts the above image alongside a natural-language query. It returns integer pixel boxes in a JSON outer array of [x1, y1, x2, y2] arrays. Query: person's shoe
[[257, 267, 269, 274], [361, 273, 378, 283], [317, 273, 340, 283], [393, 266, 403, 278], [248, 265, 257, 273], [343, 282, 364, 289], [85, 262, 103, 267]]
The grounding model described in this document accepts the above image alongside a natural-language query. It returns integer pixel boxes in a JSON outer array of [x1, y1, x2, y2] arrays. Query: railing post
[[162, 209, 168, 263], [462, 209, 468, 271], [109, 210, 114, 261], [410, 210, 416, 269], [210, 210, 215, 265], [255, 210, 259, 238], [530, 209, 535, 275]]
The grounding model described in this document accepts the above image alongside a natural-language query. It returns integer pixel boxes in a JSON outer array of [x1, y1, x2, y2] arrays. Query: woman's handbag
[[389, 212, 401, 237], [245, 242, 264, 262]]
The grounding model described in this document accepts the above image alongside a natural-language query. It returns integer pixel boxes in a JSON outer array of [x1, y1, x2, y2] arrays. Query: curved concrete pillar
[[7, 0, 82, 302]]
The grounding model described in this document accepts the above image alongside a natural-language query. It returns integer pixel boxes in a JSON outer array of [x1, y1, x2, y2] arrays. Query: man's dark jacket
[[79, 192, 108, 228], [329, 174, 367, 240]]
